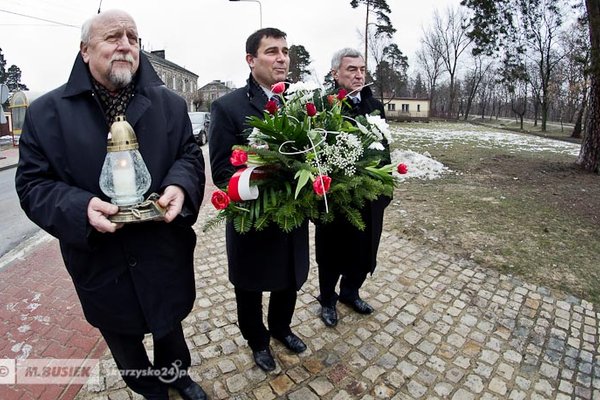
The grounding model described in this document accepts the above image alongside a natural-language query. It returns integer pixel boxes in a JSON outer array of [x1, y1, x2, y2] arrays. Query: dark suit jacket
[[315, 85, 392, 275], [208, 76, 309, 291]]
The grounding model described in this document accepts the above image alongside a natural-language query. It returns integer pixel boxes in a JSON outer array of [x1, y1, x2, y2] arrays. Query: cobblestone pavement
[[72, 199, 600, 400]]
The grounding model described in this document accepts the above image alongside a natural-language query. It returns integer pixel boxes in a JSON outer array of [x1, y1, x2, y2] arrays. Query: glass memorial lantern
[[99, 115, 165, 223]]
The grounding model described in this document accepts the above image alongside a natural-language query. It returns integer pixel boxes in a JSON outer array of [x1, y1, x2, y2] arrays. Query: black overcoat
[[208, 77, 309, 292], [15, 53, 205, 337], [315, 86, 392, 275]]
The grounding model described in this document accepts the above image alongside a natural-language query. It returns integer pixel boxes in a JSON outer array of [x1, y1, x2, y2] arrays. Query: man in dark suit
[[15, 10, 206, 400], [316, 48, 392, 327], [208, 28, 309, 372]]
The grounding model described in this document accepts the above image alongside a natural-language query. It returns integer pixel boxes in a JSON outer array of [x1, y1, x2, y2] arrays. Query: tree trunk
[[578, 77, 600, 171], [541, 101, 548, 132], [572, 85, 589, 139], [578, 0, 600, 172], [572, 106, 584, 138], [519, 115, 524, 130]]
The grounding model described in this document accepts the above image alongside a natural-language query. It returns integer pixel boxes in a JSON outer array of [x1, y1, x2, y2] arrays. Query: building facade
[[196, 80, 234, 111], [383, 97, 430, 121], [144, 50, 198, 112]]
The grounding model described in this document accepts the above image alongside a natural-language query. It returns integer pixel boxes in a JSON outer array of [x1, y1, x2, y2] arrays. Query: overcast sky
[[0, 0, 463, 94]]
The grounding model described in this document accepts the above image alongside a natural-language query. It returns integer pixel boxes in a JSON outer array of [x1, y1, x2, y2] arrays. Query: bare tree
[[417, 27, 444, 116], [462, 54, 493, 120], [558, 13, 591, 138], [427, 6, 473, 118]]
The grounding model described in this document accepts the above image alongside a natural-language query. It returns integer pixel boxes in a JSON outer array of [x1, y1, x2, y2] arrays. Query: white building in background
[[384, 97, 430, 121]]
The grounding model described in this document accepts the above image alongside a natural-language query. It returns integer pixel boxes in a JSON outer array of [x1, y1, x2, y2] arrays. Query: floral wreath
[[205, 81, 408, 234]]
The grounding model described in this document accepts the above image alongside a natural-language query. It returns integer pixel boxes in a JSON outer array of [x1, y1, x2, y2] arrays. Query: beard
[[109, 68, 133, 89], [108, 54, 136, 89]]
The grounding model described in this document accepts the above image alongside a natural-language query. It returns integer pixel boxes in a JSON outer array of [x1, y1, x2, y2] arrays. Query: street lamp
[[229, 0, 262, 28]]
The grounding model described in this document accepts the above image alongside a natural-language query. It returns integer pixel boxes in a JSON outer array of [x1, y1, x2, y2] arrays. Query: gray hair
[[331, 48, 364, 70], [80, 15, 95, 44], [80, 10, 135, 44]]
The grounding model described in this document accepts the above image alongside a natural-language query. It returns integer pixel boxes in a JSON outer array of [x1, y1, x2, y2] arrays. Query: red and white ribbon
[[228, 166, 260, 202]]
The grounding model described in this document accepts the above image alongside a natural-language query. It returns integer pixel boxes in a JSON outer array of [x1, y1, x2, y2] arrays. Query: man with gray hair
[[315, 48, 392, 327], [15, 9, 207, 400]]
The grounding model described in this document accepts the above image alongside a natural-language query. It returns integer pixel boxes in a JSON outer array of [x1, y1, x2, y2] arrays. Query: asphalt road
[[0, 167, 39, 258]]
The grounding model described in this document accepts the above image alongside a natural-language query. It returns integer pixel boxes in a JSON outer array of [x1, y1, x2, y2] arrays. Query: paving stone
[[226, 373, 248, 393], [488, 376, 508, 395], [373, 384, 396, 398], [251, 385, 275, 400], [407, 380, 427, 398], [452, 388, 475, 400], [307, 376, 334, 396], [287, 387, 319, 400], [269, 374, 294, 396], [465, 374, 485, 393], [287, 366, 311, 384]]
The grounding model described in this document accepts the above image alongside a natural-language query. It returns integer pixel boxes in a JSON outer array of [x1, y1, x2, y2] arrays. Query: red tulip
[[306, 102, 317, 117], [265, 99, 278, 115], [337, 88, 347, 100], [271, 82, 286, 94], [230, 149, 248, 166], [313, 175, 332, 195], [211, 190, 230, 210], [397, 163, 408, 174]]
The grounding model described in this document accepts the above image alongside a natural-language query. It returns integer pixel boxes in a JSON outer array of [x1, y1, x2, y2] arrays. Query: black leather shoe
[[252, 349, 276, 371], [273, 333, 307, 353], [321, 305, 338, 327], [176, 381, 207, 400], [340, 297, 374, 314]]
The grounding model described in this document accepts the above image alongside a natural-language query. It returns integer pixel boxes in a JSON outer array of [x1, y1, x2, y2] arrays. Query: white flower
[[366, 114, 388, 132], [366, 114, 393, 143], [314, 132, 364, 176], [346, 133, 361, 148], [368, 142, 385, 151], [356, 121, 370, 135], [248, 127, 267, 146], [286, 81, 320, 94]]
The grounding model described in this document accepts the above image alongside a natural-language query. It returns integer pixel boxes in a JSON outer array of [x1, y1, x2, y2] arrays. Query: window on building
[[387, 103, 396, 111], [402, 104, 409, 112], [417, 104, 421, 112]]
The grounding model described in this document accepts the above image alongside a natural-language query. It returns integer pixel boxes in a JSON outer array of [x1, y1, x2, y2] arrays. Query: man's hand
[[87, 197, 122, 233], [158, 185, 185, 223]]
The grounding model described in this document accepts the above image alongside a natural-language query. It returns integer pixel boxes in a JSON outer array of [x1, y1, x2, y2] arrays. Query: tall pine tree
[[349, 0, 396, 72], [0, 48, 29, 92], [288, 45, 312, 82]]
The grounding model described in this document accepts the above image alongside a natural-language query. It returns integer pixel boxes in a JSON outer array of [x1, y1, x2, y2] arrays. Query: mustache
[[111, 54, 135, 64]]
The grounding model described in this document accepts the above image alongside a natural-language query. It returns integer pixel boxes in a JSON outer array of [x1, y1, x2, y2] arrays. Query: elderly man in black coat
[[315, 48, 392, 328], [208, 27, 309, 372], [15, 10, 207, 400]]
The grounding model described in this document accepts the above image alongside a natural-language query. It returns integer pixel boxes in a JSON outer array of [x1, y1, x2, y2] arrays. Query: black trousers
[[318, 262, 368, 307], [234, 287, 297, 351], [100, 324, 193, 400]]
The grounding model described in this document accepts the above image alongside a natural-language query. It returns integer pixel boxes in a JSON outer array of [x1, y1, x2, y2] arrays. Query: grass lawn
[[388, 121, 600, 306]]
